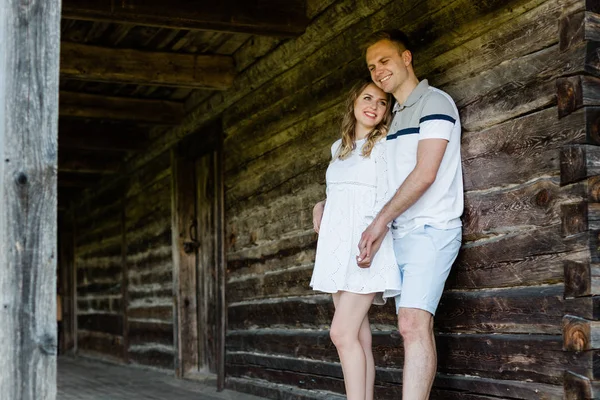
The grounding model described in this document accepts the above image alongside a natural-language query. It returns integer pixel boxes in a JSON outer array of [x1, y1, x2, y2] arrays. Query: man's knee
[[397, 308, 433, 342]]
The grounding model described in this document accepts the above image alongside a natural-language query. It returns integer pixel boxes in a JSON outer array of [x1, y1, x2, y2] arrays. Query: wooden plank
[[128, 321, 173, 347], [226, 330, 572, 385], [566, 296, 600, 320], [0, 0, 60, 397], [561, 144, 600, 185], [77, 331, 124, 361], [59, 120, 149, 152], [565, 262, 600, 297], [171, 153, 199, 376], [563, 315, 600, 350], [60, 91, 184, 124], [128, 349, 173, 369], [60, 42, 235, 90], [61, 0, 309, 37], [77, 314, 123, 336], [560, 11, 600, 51]]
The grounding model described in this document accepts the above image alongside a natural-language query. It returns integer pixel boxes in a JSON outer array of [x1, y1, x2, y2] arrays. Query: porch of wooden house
[[7, 0, 600, 399]]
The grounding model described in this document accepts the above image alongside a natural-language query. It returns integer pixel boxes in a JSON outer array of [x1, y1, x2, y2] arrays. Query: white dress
[[310, 138, 402, 305]]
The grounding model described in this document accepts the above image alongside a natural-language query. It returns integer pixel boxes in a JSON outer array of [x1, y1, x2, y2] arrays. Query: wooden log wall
[[73, 152, 174, 369], [61, 0, 600, 398], [220, 0, 597, 398]]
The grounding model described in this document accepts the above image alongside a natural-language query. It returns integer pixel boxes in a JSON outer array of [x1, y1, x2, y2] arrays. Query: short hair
[[362, 29, 412, 56]]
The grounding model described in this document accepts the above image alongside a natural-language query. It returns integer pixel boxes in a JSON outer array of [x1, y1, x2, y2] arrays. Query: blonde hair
[[336, 80, 392, 160]]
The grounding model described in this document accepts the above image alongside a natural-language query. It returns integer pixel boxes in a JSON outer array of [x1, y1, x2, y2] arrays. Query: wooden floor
[[57, 356, 265, 400]]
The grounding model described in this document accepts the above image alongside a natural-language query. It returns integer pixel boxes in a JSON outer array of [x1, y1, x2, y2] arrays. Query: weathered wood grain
[[61, 42, 235, 90], [77, 331, 124, 362], [227, 329, 574, 385], [61, 0, 309, 37], [0, 0, 60, 397], [60, 91, 184, 124], [227, 353, 563, 399], [461, 107, 587, 192], [228, 285, 565, 334], [566, 296, 600, 320], [565, 261, 600, 297]]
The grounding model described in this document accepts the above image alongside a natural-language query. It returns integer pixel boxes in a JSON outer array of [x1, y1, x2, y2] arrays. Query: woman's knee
[[330, 322, 355, 350]]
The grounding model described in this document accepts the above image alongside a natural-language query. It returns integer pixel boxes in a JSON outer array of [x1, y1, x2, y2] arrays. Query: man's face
[[366, 39, 409, 95]]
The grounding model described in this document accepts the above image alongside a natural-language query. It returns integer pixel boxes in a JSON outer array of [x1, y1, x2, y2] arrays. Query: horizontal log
[[557, 76, 600, 118], [60, 91, 184, 124], [227, 352, 563, 400], [59, 151, 122, 174], [228, 266, 314, 303], [61, 0, 308, 37], [228, 285, 565, 334], [565, 262, 600, 297], [59, 120, 149, 152], [61, 42, 235, 90], [563, 315, 600, 351], [560, 11, 600, 51], [565, 371, 600, 400], [463, 177, 583, 240], [226, 377, 344, 400], [128, 306, 172, 321], [77, 331, 124, 361], [226, 330, 572, 384], [78, 313, 123, 336], [128, 349, 174, 370], [450, 224, 589, 290], [566, 296, 600, 320], [462, 107, 588, 192]]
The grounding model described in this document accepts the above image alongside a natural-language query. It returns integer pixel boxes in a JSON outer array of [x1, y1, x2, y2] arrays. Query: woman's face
[[353, 83, 389, 131]]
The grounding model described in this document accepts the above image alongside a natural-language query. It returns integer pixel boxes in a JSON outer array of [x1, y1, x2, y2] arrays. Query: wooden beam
[[560, 144, 600, 185], [59, 120, 149, 152], [59, 152, 122, 174], [61, 42, 235, 90], [61, 0, 308, 37], [564, 315, 600, 351], [557, 75, 600, 118], [60, 91, 184, 124], [0, 0, 60, 397]]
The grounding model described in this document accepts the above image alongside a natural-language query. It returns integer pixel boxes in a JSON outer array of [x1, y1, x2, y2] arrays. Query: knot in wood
[[39, 334, 57, 355], [16, 172, 28, 185], [571, 330, 587, 352], [534, 189, 551, 207]]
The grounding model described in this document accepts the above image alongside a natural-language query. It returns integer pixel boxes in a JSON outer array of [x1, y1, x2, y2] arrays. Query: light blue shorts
[[393, 225, 462, 316]]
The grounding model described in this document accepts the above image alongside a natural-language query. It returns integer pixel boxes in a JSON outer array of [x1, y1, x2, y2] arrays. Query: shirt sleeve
[[330, 139, 342, 159], [419, 92, 459, 141]]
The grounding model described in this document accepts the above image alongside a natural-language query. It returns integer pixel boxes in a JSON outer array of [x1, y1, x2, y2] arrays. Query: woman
[[310, 79, 401, 400]]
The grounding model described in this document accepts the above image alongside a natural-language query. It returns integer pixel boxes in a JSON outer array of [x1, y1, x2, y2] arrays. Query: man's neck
[[393, 76, 420, 105]]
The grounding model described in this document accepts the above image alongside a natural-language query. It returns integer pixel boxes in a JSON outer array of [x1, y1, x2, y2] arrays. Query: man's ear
[[402, 50, 413, 66]]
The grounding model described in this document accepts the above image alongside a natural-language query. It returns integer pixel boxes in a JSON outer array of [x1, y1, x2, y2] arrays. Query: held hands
[[312, 200, 326, 233], [357, 218, 389, 268]]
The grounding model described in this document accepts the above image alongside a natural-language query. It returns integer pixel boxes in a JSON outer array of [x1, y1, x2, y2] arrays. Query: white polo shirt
[[386, 79, 463, 238]]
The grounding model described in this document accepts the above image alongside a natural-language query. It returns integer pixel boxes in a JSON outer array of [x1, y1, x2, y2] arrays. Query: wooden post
[[0, 0, 61, 399]]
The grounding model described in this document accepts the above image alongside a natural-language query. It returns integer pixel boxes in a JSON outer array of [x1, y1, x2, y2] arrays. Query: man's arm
[[357, 138, 448, 267]]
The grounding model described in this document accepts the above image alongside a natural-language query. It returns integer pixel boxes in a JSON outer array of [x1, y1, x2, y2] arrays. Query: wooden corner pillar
[[559, 1, 600, 398], [0, 0, 61, 399]]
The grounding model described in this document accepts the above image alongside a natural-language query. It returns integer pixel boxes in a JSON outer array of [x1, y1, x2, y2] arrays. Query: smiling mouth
[[364, 111, 377, 118], [379, 75, 391, 84]]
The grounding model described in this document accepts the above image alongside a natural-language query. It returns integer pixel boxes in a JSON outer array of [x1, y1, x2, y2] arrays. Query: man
[[313, 30, 463, 399]]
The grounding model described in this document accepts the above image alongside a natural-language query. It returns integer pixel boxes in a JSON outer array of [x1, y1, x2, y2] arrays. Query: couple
[[310, 30, 463, 400]]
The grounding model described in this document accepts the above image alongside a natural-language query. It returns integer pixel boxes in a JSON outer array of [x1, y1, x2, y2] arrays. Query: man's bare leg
[[398, 307, 435, 399]]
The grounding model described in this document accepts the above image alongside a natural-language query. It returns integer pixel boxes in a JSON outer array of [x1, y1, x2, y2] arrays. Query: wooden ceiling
[[58, 0, 308, 209]]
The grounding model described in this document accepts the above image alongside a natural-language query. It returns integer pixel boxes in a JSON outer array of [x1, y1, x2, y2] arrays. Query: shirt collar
[[393, 79, 429, 113]]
